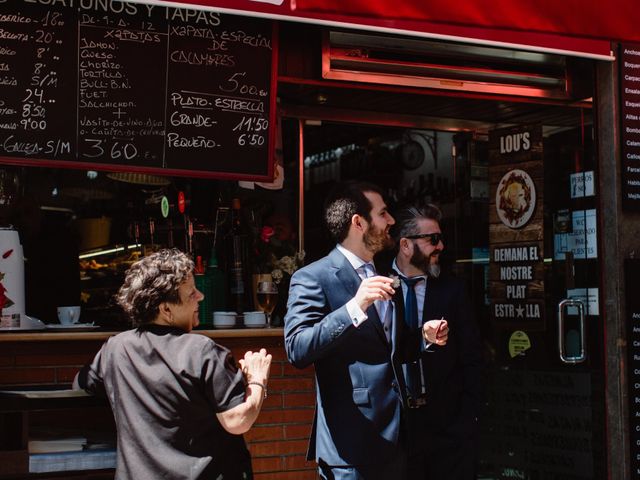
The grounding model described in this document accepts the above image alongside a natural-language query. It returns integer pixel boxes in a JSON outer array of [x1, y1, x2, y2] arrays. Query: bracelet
[[247, 381, 267, 399]]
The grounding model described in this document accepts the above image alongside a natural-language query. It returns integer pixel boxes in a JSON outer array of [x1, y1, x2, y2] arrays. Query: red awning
[[149, 0, 622, 60], [294, 0, 637, 44]]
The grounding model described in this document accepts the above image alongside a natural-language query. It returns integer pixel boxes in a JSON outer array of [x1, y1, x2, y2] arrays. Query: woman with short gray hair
[[74, 248, 271, 479]]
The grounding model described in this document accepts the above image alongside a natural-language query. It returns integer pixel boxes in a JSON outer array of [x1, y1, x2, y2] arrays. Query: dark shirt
[[78, 325, 251, 480]]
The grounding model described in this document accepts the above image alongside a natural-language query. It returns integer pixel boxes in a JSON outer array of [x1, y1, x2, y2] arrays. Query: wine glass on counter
[[256, 280, 278, 328]]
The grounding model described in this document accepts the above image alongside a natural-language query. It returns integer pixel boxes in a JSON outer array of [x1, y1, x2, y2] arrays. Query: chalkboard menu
[[621, 44, 640, 210], [0, 1, 276, 180], [625, 259, 640, 477]]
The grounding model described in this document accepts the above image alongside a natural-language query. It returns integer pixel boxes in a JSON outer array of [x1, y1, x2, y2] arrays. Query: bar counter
[[0, 327, 317, 480], [0, 327, 285, 342]]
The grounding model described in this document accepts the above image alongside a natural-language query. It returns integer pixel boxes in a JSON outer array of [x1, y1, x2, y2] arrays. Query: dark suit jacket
[[390, 270, 484, 449], [284, 248, 408, 467]]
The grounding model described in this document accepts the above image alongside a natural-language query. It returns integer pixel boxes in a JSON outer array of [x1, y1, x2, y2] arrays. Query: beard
[[410, 246, 441, 278], [363, 224, 395, 254]]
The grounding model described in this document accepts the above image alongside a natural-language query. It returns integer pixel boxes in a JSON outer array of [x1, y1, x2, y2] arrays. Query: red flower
[[260, 226, 275, 243], [0, 283, 7, 310]]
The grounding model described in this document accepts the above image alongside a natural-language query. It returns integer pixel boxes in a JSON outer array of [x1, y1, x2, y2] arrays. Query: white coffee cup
[[57, 306, 81, 325], [213, 311, 236, 329], [244, 311, 266, 328]]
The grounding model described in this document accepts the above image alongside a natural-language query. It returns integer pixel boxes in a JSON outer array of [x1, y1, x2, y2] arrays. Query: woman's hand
[[218, 348, 273, 435], [239, 348, 272, 385]]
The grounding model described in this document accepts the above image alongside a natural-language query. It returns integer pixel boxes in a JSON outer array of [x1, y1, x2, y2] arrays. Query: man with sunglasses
[[390, 204, 484, 480]]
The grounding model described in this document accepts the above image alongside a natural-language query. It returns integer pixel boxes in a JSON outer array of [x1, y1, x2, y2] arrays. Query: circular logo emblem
[[160, 196, 169, 218], [495, 169, 536, 229]]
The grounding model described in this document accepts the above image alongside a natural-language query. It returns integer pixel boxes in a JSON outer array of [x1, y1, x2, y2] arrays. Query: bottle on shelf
[[193, 256, 212, 328], [224, 198, 251, 316], [207, 247, 227, 313]]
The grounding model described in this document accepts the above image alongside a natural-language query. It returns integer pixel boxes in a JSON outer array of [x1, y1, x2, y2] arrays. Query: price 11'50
[[233, 115, 268, 147]]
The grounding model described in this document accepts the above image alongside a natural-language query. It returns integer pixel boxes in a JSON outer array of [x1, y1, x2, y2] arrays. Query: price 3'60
[[82, 138, 138, 160]]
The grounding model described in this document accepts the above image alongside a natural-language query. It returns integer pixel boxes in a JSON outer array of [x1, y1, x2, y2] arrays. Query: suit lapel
[[392, 283, 405, 323], [330, 248, 388, 344], [422, 276, 444, 322], [391, 271, 422, 353], [386, 271, 412, 408], [390, 287, 408, 357]]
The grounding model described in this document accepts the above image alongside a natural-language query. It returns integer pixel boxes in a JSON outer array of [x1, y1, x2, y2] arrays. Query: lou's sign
[[499, 131, 531, 154], [488, 124, 545, 331]]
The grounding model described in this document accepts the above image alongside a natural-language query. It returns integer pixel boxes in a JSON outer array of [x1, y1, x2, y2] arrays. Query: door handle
[[557, 298, 586, 364]]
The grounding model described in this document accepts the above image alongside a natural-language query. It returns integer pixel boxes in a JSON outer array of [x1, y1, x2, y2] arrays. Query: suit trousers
[[318, 447, 407, 480], [406, 426, 477, 480]]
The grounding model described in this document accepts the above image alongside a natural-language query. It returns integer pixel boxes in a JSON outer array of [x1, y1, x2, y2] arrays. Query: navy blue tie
[[401, 275, 424, 399]]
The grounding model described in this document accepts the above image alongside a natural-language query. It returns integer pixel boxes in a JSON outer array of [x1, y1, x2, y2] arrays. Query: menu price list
[[0, 2, 76, 160], [0, 1, 275, 179], [165, 14, 273, 174], [77, 7, 168, 168], [625, 259, 640, 477], [621, 44, 640, 211]]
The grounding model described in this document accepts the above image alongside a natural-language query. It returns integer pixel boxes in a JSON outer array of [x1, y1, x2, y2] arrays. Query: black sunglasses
[[405, 232, 443, 246]]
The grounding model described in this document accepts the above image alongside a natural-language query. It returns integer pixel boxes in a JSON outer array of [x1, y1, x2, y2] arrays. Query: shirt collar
[[337, 244, 372, 271], [391, 258, 427, 282]]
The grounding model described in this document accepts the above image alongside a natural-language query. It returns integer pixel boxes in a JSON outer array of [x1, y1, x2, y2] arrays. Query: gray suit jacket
[[284, 248, 406, 467]]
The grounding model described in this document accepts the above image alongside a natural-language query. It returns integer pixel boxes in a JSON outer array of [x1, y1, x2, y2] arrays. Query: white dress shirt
[[336, 244, 390, 336], [392, 259, 432, 351]]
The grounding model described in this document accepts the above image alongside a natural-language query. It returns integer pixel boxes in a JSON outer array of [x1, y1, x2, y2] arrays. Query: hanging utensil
[[149, 218, 155, 249]]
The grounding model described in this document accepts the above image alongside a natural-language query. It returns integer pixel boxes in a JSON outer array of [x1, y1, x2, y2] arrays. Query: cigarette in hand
[[436, 317, 445, 336]]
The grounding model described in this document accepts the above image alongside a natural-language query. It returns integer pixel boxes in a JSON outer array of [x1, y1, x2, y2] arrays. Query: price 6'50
[[238, 133, 264, 147]]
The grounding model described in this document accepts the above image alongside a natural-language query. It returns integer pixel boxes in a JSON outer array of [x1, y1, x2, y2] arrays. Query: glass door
[[451, 122, 606, 480]]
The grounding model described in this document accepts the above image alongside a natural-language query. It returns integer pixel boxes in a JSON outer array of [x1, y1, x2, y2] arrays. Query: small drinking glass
[[256, 281, 278, 328]]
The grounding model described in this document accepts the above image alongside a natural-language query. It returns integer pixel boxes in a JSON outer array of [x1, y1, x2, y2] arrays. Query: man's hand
[[423, 319, 448, 346], [353, 275, 395, 312]]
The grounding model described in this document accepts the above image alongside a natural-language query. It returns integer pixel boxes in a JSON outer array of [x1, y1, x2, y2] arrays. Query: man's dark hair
[[116, 248, 194, 326], [391, 204, 442, 242], [324, 181, 385, 243]]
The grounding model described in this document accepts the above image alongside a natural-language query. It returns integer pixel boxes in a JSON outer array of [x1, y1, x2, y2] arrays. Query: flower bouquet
[[254, 225, 304, 283], [253, 224, 304, 326]]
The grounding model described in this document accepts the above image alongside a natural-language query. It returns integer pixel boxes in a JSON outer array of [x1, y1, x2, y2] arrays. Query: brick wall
[[230, 336, 318, 480], [0, 333, 317, 479]]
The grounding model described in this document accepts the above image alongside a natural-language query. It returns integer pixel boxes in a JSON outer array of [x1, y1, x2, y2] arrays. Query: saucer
[[45, 323, 99, 331], [0, 315, 46, 331]]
